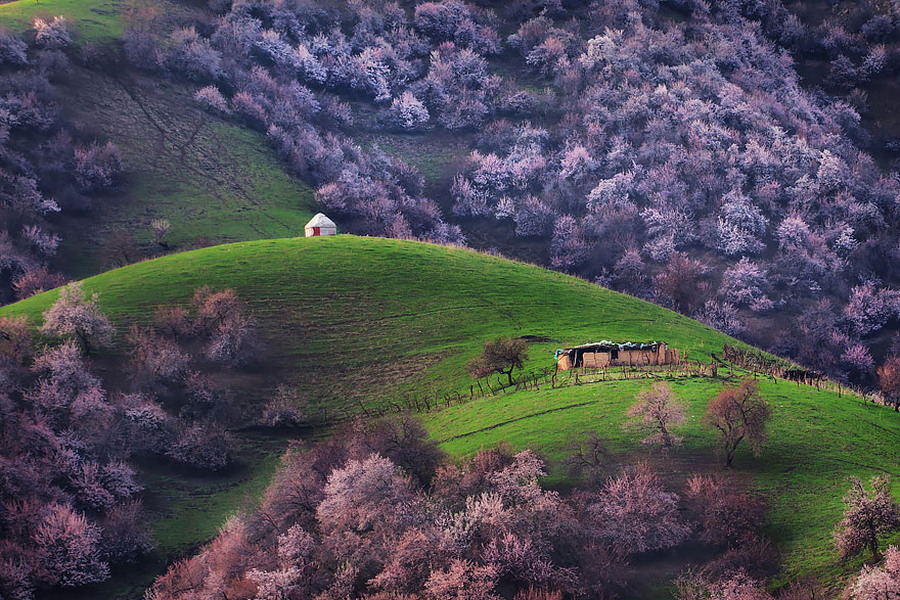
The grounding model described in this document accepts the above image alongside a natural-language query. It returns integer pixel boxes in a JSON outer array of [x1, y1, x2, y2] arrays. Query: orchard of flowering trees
[[0, 314, 149, 598], [0, 284, 268, 598], [146, 417, 773, 600], [0, 26, 123, 304], [444, 2, 900, 384], [119, 0, 900, 387]]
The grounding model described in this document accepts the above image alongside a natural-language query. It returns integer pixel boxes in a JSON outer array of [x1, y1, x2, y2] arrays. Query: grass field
[[1, 235, 744, 413], [423, 377, 900, 588], [2, 235, 747, 597], [54, 67, 317, 278], [0, 0, 125, 43], [1, 236, 897, 596]]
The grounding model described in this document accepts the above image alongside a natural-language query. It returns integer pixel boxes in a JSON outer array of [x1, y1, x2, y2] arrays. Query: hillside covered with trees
[[0, 0, 899, 599], [107, 0, 900, 388], [0, 236, 896, 600]]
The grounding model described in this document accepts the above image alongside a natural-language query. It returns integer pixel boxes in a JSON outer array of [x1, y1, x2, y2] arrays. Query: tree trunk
[[77, 330, 91, 354], [725, 443, 736, 468], [869, 526, 881, 561]]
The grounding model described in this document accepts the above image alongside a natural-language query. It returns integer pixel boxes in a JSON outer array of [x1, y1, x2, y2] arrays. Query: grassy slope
[[0, 0, 317, 279], [1, 236, 896, 594], [0, 0, 124, 43], [1, 236, 740, 412], [0, 235, 746, 595], [54, 67, 317, 278], [423, 378, 900, 587]]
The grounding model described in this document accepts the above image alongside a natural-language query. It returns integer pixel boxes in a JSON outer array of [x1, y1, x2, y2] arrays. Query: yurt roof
[[306, 213, 336, 228]]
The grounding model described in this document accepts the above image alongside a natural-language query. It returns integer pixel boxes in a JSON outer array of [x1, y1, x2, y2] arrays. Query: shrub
[[40, 282, 115, 353], [13, 267, 67, 299], [586, 463, 690, 555], [127, 325, 191, 390], [73, 142, 123, 193], [685, 474, 766, 547], [194, 86, 230, 114], [165, 27, 223, 81], [386, 91, 430, 130], [206, 312, 259, 367], [32, 504, 109, 587], [0, 32, 28, 66], [33, 17, 72, 49], [100, 501, 154, 564], [877, 356, 900, 411], [167, 421, 234, 471], [260, 385, 307, 428]]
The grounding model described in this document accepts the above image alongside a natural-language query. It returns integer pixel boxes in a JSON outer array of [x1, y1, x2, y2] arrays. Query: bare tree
[[704, 379, 770, 468], [150, 219, 170, 247], [564, 431, 610, 480], [468, 337, 529, 386]]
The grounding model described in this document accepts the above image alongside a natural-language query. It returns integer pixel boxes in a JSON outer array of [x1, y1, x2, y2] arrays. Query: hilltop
[[2, 236, 898, 598], [1, 235, 743, 414], [3, 0, 900, 390]]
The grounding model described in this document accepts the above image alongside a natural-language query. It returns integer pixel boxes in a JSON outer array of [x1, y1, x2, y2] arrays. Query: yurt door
[[312, 227, 321, 236]]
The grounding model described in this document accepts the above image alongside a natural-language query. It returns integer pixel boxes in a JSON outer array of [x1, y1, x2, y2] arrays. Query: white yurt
[[304, 213, 337, 237]]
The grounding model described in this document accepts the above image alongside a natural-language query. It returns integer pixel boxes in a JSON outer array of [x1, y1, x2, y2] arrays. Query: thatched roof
[[306, 213, 336, 228]]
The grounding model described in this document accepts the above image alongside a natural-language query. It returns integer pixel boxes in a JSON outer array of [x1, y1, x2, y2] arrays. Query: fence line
[[355, 349, 890, 420]]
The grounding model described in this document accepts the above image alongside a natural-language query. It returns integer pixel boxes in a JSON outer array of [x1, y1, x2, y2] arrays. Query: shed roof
[[306, 213, 336, 228], [560, 341, 664, 353]]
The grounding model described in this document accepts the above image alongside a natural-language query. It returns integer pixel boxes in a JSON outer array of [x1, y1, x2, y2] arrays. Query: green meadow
[[0, 0, 125, 43], [423, 377, 900, 586], [1, 236, 897, 596]]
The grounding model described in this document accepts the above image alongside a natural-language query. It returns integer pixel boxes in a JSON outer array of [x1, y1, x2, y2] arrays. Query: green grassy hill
[[0, 0, 125, 43], [1, 235, 742, 411], [1, 236, 897, 597], [424, 379, 900, 589]]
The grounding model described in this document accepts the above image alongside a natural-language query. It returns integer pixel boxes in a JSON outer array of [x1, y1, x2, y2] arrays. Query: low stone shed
[[555, 341, 679, 370]]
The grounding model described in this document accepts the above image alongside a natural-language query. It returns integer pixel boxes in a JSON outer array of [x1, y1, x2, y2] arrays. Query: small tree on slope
[[467, 337, 529, 386], [877, 356, 900, 411], [834, 475, 900, 562], [704, 379, 770, 468], [41, 282, 114, 354], [843, 545, 900, 600], [625, 382, 688, 449]]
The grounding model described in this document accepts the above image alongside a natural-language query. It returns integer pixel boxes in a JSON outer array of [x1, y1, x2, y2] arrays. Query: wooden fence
[[356, 346, 889, 420]]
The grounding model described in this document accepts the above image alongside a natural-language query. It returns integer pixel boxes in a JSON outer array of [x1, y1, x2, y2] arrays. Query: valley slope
[[1, 236, 898, 596]]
